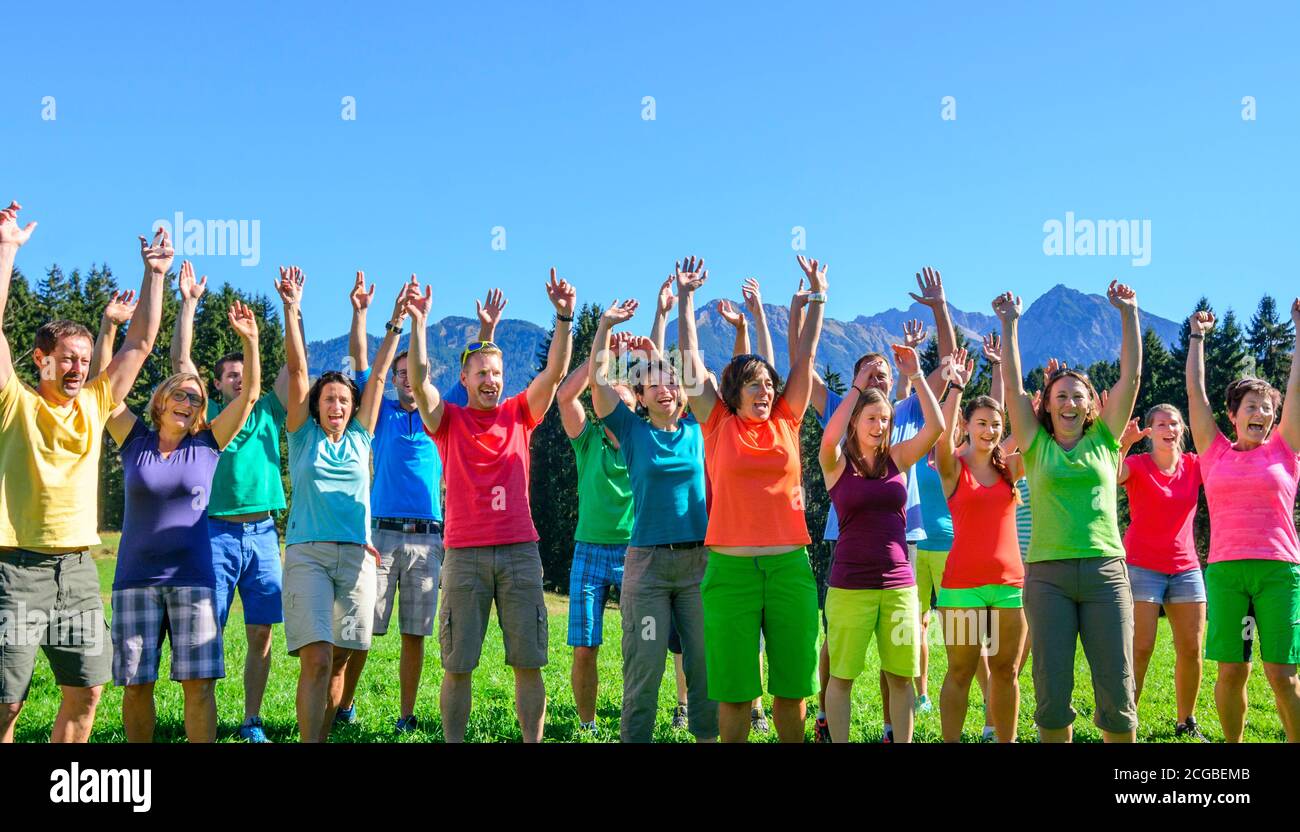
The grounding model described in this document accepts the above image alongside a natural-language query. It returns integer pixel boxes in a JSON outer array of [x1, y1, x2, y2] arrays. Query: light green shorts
[[936, 583, 1024, 609], [1205, 559, 1300, 665], [914, 548, 949, 614], [825, 585, 921, 680]]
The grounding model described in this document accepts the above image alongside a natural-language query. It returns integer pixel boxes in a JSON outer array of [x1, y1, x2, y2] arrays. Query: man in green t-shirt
[[556, 356, 635, 735], [169, 262, 297, 743]]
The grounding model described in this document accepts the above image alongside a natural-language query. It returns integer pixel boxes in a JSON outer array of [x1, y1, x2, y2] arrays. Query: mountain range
[[306, 284, 1183, 395]]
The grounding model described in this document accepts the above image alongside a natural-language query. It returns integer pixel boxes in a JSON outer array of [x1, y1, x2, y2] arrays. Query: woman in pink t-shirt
[[1186, 303, 1300, 742], [1117, 404, 1205, 740]]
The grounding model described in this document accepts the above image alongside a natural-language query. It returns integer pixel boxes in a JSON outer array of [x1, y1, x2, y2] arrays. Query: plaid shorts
[[372, 527, 444, 637], [110, 586, 225, 686], [566, 541, 626, 647]]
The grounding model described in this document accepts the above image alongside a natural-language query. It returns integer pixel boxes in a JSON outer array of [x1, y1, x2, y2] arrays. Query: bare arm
[[525, 268, 576, 422], [890, 346, 949, 472], [717, 299, 750, 357], [1100, 280, 1142, 439], [347, 270, 374, 374], [1115, 418, 1148, 485], [276, 266, 310, 433], [0, 201, 37, 390], [818, 384, 857, 490], [675, 257, 719, 423], [209, 302, 262, 449], [910, 267, 956, 398], [1281, 299, 1300, 453], [650, 276, 675, 353], [357, 281, 411, 433], [981, 332, 1005, 408], [783, 256, 828, 420], [475, 288, 507, 343], [104, 231, 173, 406], [557, 357, 591, 440], [934, 352, 974, 497], [1184, 312, 1219, 454], [742, 278, 774, 366], [90, 290, 136, 379], [405, 283, 445, 435], [789, 281, 829, 417], [992, 292, 1039, 455], [170, 261, 206, 376]]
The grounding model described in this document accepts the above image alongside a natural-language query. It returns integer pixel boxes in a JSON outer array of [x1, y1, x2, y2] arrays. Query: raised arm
[[1282, 299, 1300, 453], [347, 270, 375, 374], [524, 269, 576, 421], [475, 288, 507, 343], [1183, 311, 1219, 454], [90, 290, 136, 379], [890, 345, 948, 472], [1100, 280, 1142, 438], [358, 279, 412, 433], [909, 267, 957, 398], [934, 350, 973, 496], [104, 230, 172, 405], [898, 320, 926, 402], [650, 276, 675, 353], [558, 358, 592, 440], [784, 255, 827, 420], [276, 266, 310, 433], [590, 303, 642, 419], [0, 201, 37, 390], [818, 373, 860, 488], [1116, 418, 1148, 485], [209, 301, 261, 449], [405, 283, 445, 434], [992, 292, 1039, 454], [981, 332, 1005, 407], [717, 299, 750, 357], [675, 256, 719, 422], [742, 278, 774, 367], [170, 261, 206, 376]]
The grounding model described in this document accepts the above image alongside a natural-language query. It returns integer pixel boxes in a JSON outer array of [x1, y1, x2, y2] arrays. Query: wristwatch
[[385, 319, 403, 335]]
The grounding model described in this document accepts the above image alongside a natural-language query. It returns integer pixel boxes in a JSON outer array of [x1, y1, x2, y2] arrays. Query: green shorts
[[825, 585, 921, 679], [914, 548, 949, 614], [1205, 559, 1300, 665], [936, 583, 1024, 609], [700, 548, 818, 702]]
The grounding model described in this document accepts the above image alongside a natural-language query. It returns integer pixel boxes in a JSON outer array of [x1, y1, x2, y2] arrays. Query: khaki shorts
[[439, 542, 548, 673], [283, 542, 377, 655], [372, 528, 443, 637]]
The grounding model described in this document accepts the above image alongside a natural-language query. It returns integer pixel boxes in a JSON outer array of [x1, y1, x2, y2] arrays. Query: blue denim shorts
[[1127, 563, 1207, 605], [209, 516, 284, 627]]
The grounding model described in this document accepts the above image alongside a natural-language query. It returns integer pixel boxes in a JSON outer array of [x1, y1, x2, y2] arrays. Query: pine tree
[[1247, 295, 1294, 389], [1205, 308, 1251, 432], [1134, 326, 1175, 421]]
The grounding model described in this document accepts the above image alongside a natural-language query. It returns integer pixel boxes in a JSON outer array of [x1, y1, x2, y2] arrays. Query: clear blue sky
[[4, 1, 1297, 341]]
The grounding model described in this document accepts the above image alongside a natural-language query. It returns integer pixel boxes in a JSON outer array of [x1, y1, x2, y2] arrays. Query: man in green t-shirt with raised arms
[[170, 261, 297, 743], [0, 203, 170, 743]]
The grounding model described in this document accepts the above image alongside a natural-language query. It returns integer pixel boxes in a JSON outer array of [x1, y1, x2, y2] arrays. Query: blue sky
[[4, 1, 1297, 341]]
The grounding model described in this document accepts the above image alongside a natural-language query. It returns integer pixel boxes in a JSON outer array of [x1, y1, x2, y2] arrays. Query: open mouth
[[656, 395, 675, 408]]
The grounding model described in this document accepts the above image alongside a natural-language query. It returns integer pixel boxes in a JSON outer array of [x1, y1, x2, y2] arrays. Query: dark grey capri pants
[[1023, 556, 1137, 734]]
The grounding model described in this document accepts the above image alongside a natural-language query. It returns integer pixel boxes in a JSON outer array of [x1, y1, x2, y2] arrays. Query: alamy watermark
[[1042, 211, 1151, 267], [151, 212, 260, 267]]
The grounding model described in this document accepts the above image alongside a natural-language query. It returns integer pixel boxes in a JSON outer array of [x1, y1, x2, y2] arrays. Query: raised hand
[[1030, 390, 1042, 412], [621, 334, 656, 358], [1107, 279, 1138, 310], [942, 347, 974, 386], [178, 260, 208, 303], [991, 292, 1022, 322], [349, 270, 375, 312], [392, 274, 418, 324], [741, 277, 763, 317], [228, 299, 260, 341], [546, 268, 577, 317], [0, 201, 37, 248], [274, 266, 305, 305], [909, 266, 945, 309], [903, 319, 927, 349], [1119, 417, 1150, 449], [1189, 310, 1215, 336], [600, 298, 638, 328], [674, 256, 708, 294], [981, 332, 1002, 364], [717, 299, 745, 329], [657, 276, 677, 315], [790, 276, 810, 312], [405, 282, 433, 324], [1045, 357, 1065, 381], [796, 255, 828, 292], [476, 288, 508, 328], [139, 227, 175, 276], [891, 343, 921, 378], [103, 290, 137, 325], [1292, 298, 1300, 329]]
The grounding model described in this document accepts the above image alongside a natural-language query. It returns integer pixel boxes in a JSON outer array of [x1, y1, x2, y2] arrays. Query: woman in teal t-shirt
[[992, 282, 1142, 743]]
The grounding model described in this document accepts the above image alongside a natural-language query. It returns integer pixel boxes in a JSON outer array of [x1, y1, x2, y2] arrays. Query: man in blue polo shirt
[[336, 276, 507, 731]]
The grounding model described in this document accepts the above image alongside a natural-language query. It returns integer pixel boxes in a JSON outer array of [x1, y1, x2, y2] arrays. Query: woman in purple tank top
[[102, 297, 262, 742], [817, 343, 953, 743]]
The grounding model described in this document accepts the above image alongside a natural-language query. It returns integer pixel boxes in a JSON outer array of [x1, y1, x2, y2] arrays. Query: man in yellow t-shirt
[[0, 201, 171, 743]]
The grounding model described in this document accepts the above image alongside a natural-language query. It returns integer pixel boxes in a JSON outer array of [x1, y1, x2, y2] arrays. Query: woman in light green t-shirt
[[992, 282, 1142, 743]]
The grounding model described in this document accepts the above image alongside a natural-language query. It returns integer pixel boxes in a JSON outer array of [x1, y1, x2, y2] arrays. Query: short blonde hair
[[148, 372, 209, 435]]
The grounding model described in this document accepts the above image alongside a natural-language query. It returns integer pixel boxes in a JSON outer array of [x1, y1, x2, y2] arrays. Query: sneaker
[[394, 715, 419, 734], [238, 716, 271, 743], [981, 725, 997, 742], [1175, 716, 1207, 742], [334, 704, 357, 725], [578, 720, 599, 736], [671, 705, 688, 731], [915, 695, 934, 714], [814, 716, 831, 743], [881, 725, 894, 744], [751, 707, 770, 734]]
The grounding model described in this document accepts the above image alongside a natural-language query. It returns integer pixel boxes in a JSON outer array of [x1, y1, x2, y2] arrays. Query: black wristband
[[385, 320, 403, 334], [852, 385, 868, 397], [556, 313, 574, 323], [1189, 333, 1204, 340]]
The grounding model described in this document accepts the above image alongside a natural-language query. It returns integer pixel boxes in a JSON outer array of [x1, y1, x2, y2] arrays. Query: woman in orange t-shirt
[[676, 254, 827, 743]]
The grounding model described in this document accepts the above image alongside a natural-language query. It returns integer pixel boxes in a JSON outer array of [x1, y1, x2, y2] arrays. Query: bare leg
[[825, 676, 854, 743], [1263, 662, 1300, 742], [243, 624, 273, 720], [940, 640, 981, 742], [1215, 661, 1251, 742], [121, 683, 157, 743], [673, 652, 687, 705], [294, 641, 333, 744], [988, 608, 1026, 743], [1164, 602, 1205, 723], [514, 667, 547, 743], [884, 671, 915, 742], [399, 634, 425, 718], [318, 647, 353, 742], [51, 685, 102, 743], [770, 695, 804, 743], [1131, 601, 1160, 705], [0, 701, 22, 743], [571, 646, 599, 724], [338, 639, 368, 713], [180, 678, 218, 742], [719, 701, 751, 743]]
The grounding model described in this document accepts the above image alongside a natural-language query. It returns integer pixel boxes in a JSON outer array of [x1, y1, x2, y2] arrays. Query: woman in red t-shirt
[[1117, 404, 1206, 740]]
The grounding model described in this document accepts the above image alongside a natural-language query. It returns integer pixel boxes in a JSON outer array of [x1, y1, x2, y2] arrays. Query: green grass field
[[11, 534, 1292, 742]]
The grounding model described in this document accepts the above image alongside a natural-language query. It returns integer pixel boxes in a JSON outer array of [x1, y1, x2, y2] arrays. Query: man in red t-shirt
[[406, 270, 576, 743]]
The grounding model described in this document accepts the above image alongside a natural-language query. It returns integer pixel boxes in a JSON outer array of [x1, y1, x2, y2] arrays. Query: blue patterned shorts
[[567, 542, 626, 647]]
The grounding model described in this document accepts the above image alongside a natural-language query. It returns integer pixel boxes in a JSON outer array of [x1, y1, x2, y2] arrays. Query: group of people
[[1, 197, 1298, 744]]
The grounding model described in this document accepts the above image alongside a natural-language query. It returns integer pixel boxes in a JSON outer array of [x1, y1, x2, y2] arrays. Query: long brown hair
[[963, 395, 1019, 502], [1037, 368, 1101, 438], [845, 388, 893, 479]]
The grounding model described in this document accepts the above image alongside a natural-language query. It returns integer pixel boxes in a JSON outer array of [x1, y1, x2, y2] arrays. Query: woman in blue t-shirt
[[104, 298, 262, 742]]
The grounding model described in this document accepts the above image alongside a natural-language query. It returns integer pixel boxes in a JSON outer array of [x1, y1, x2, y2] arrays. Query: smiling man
[[0, 202, 169, 743]]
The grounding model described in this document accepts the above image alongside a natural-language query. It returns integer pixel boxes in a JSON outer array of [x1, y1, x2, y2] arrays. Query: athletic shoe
[[334, 704, 357, 725], [881, 725, 894, 744], [394, 715, 419, 734], [814, 717, 831, 743], [981, 725, 996, 742], [1175, 716, 1207, 742], [751, 708, 770, 733], [671, 705, 688, 731], [915, 695, 934, 714], [578, 720, 599, 737], [238, 716, 270, 743]]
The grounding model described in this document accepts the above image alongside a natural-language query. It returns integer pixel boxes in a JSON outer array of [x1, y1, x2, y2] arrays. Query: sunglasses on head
[[460, 340, 497, 366], [168, 390, 204, 407]]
